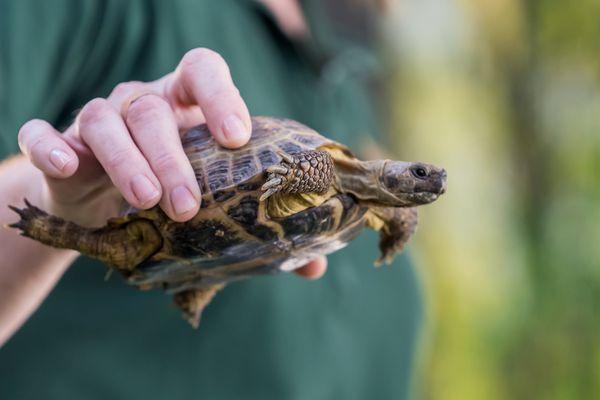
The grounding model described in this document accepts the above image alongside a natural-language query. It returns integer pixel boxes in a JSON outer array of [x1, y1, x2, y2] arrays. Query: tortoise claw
[[266, 165, 289, 175], [277, 151, 295, 164], [261, 156, 296, 201], [261, 177, 283, 191], [260, 187, 279, 202]]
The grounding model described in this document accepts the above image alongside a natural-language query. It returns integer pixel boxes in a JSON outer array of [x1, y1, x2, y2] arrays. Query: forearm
[[0, 155, 77, 346]]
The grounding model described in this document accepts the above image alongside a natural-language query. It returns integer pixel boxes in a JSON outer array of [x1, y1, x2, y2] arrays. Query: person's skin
[[0, 47, 327, 347]]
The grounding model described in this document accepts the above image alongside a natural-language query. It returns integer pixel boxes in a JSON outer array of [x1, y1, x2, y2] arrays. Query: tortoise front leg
[[366, 207, 418, 266], [260, 150, 334, 201]]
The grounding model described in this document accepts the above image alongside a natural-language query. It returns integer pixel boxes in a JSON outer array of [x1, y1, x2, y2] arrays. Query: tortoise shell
[[186, 116, 332, 203], [127, 117, 368, 292]]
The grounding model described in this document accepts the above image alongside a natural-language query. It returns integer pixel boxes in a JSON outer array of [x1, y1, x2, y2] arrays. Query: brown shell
[[183, 116, 334, 207]]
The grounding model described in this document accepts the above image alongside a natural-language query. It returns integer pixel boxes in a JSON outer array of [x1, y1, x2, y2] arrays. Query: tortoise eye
[[411, 166, 428, 179]]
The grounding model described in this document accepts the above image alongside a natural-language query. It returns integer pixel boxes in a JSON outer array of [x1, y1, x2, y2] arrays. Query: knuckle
[[151, 151, 179, 176], [20, 137, 47, 162], [26, 135, 48, 157], [105, 147, 134, 172], [180, 48, 230, 86], [203, 89, 231, 106], [18, 119, 50, 154], [126, 94, 169, 125], [79, 98, 112, 126], [19, 118, 47, 133], [181, 48, 225, 69], [18, 119, 42, 143], [111, 81, 144, 98], [202, 86, 241, 109]]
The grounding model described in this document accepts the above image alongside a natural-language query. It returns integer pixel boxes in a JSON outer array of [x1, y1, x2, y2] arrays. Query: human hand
[[16, 48, 326, 278]]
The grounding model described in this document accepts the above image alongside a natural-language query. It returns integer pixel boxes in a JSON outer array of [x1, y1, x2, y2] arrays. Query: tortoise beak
[[439, 169, 447, 194]]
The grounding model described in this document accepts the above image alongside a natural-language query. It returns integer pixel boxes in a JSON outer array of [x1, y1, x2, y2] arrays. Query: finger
[[125, 94, 201, 222], [294, 256, 328, 280], [165, 48, 252, 148], [76, 98, 162, 209], [18, 119, 79, 178], [145, 74, 206, 129]]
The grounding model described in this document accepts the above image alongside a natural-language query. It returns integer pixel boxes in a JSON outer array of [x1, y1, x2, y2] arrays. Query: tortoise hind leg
[[365, 207, 418, 266], [173, 284, 225, 328], [8, 200, 162, 271]]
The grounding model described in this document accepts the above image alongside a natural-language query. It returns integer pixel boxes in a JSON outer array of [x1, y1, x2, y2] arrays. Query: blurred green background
[[379, 1, 600, 398]]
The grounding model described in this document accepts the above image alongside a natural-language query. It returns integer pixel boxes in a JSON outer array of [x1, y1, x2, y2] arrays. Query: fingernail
[[222, 115, 249, 143], [49, 149, 72, 171], [171, 185, 197, 215], [131, 174, 160, 206]]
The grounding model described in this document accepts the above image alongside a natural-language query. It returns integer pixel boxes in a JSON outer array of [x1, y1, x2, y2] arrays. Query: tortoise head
[[377, 161, 447, 206]]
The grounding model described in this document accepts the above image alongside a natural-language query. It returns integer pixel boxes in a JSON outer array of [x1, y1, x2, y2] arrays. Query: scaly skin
[[372, 207, 419, 266], [260, 150, 334, 201]]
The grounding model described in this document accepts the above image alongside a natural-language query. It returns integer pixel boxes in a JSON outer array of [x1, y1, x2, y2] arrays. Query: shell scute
[[276, 141, 303, 154], [182, 116, 333, 197], [226, 195, 278, 241], [168, 219, 243, 258], [231, 154, 257, 184]]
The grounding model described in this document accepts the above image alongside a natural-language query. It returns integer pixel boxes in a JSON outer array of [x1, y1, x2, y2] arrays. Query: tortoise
[[9, 116, 446, 327]]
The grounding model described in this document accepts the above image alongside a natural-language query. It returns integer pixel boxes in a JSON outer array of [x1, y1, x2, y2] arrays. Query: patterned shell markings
[[182, 116, 334, 205]]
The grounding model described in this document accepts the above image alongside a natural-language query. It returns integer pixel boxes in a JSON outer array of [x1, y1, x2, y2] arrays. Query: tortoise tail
[[8, 199, 163, 271], [173, 284, 224, 328]]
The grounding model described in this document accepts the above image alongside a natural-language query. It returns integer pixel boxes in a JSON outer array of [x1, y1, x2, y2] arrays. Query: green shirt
[[0, 1, 423, 399]]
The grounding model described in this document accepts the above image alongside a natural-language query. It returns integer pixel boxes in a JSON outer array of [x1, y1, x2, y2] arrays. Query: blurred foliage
[[381, 0, 600, 398]]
